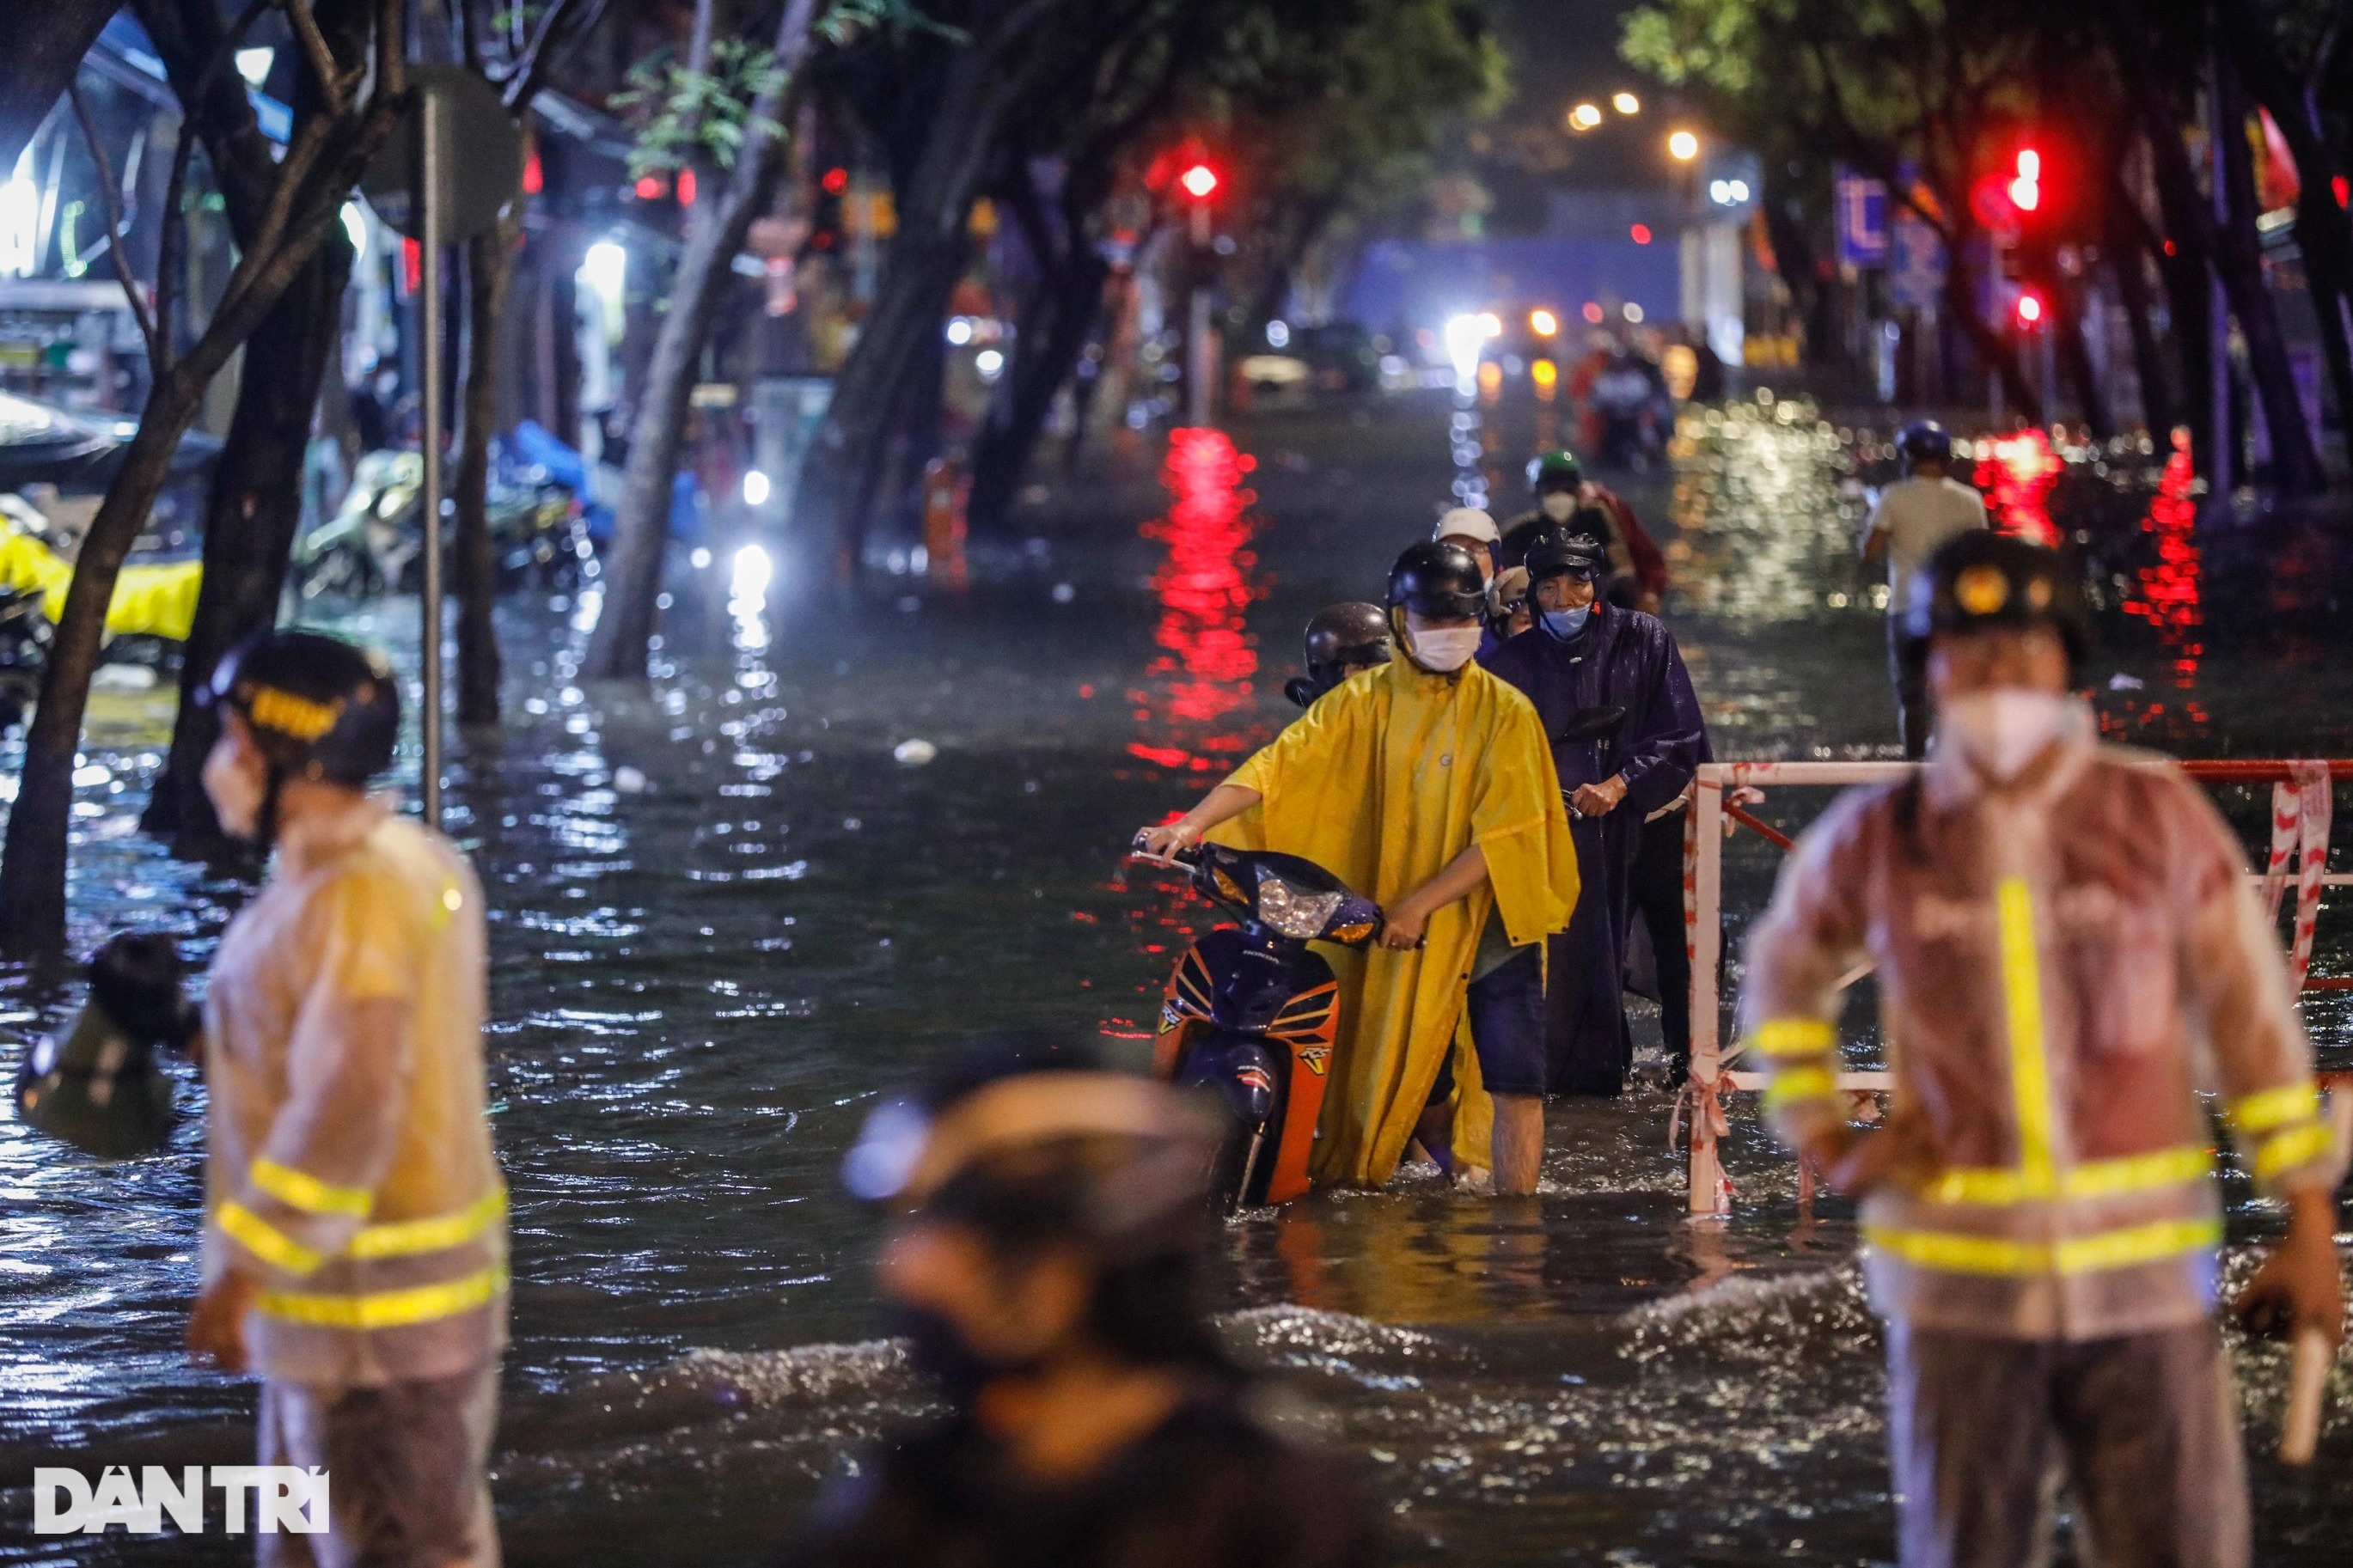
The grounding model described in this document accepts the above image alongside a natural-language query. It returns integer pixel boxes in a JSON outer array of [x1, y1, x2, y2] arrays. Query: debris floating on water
[[892, 739, 938, 766]]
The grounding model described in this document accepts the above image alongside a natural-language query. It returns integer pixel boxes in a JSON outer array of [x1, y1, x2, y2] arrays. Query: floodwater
[[3, 390, 2350, 1565]]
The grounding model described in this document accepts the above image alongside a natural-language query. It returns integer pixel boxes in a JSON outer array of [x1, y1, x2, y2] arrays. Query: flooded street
[[4, 391, 2350, 1565]]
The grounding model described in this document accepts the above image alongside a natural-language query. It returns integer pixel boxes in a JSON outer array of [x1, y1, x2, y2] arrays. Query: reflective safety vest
[[1740, 727, 2335, 1341], [203, 802, 506, 1387]]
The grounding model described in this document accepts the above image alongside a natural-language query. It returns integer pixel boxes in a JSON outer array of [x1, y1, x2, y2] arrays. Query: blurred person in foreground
[[794, 1039, 1384, 1568], [1860, 419, 1987, 758], [185, 630, 505, 1568], [1742, 533, 2341, 1568]]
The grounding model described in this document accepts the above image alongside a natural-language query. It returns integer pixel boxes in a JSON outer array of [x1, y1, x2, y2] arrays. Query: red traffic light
[[2014, 287, 2045, 329], [1178, 162, 1219, 200], [2008, 148, 2041, 214]]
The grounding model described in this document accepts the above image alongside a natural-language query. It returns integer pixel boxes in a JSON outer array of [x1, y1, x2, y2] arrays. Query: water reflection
[[1972, 428, 2062, 543], [1128, 427, 1266, 773]]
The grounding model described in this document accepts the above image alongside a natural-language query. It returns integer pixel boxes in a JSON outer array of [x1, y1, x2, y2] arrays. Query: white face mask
[[1405, 623, 1482, 673], [202, 728, 268, 841], [1936, 690, 2074, 782], [1540, 491, 1579, 522]]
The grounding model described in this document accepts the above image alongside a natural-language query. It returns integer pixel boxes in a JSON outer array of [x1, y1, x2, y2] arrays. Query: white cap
[[1435, 507, 1499, 546]]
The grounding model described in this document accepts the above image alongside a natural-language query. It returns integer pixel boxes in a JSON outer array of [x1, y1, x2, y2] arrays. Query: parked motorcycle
[[1137, 840, 1384, 1211], [294, 448, 594, 603], [0, 587, 50, 734]]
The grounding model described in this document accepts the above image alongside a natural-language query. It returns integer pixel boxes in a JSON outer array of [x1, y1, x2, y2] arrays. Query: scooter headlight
[[1255, 869, 1343, 940]]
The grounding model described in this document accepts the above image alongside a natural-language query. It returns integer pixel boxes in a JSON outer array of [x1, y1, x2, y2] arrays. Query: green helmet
[[1526, 449, 1583, 493]]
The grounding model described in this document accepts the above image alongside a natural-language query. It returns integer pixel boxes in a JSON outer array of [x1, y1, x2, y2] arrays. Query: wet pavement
[[3, 388, 2351, 1565]]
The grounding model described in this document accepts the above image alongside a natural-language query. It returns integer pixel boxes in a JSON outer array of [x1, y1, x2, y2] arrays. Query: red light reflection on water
[[1101, 429, 1277, 1042], [2122, 433, 2203, 692], [1974, 429, 2062, 544], [1128, 428, 1268, 770]]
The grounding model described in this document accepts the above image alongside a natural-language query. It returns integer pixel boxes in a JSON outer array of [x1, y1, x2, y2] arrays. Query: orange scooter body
[[1154, 934, 1339, 1205]]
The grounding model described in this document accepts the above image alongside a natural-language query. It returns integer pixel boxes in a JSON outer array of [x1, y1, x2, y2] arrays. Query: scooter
[[1136, 841, 1384, 1211]]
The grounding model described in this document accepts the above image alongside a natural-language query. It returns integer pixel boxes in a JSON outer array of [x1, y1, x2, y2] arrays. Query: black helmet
[[205, 630, 400, 787], [1524, 527, 1609, 583], [1287, 601, 1392, 707], [1526, 448, 1582, 493], [1904, 531, 2087, 670], [1894, 419, 1953, 471], [1385, 541, 1488, 621]]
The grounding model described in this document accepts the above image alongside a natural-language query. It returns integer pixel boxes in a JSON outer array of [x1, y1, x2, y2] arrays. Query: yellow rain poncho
[[0, 512, 202, 641], [1210, 656, 1578, 1187]]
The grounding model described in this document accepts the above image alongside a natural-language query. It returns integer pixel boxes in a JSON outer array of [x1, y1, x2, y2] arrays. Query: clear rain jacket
[[1741, 711, 2336, 1340], [203, 800, 507, 1387]]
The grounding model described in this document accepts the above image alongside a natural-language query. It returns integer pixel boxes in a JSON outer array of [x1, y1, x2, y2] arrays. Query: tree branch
[[156, 0, 275, 367], [68, 83, 163, 368], [503, 0, 612, 111], [283, 0, 350, 114]]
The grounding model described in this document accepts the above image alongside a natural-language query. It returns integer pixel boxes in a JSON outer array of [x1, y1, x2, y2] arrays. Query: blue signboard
[[1835, 169, 1889, 268], [1888, 211, 1947, 308]]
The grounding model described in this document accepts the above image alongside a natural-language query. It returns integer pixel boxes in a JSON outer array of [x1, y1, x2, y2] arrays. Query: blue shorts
[[1428, 945, 1549, 1101]]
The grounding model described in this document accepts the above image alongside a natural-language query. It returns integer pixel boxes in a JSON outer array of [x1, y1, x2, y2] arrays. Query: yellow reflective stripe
[[1864, 1217, 2222, 1277], [1763, 1065, 1837, 1110], [2232, 1083, 2320, 1135], [256, 1265, 509, 1330], [346, 1187, 508, 1260], [1924, 1147, 2212, 1205], [1995, 877, 2057, 1192], [217, 1202, 324, 1275], [1747, 1018, 1836, 1059], [2252, 1122, 2336, 1183], [251, 1158, 372, 1219], [2061, 1144, 2213, 1199]]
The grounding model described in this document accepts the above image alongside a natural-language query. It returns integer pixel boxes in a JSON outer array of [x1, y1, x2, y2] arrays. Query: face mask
[[202, 732, 269, 845], [1936, 690, 2074, 782], [892, 1305, 1027, 1404], [1407, 625, 1482, 673], [1542, 605, 1592, 638], [1540, 492, 1578, 522]]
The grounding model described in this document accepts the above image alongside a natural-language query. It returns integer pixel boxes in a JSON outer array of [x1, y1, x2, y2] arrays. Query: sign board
[[1835, 168, 1889, 268], [1888, 211, 1947, 309], [359, 65, 523, 241]]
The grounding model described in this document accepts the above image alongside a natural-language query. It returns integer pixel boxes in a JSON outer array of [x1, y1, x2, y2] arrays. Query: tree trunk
[[2105, 205, 2178, 437], [0, 2, 122, 174], [0, 204, 351, 950], [579, 0, 813, 680], [791, 21, 1050, 577], [2052, 278, 2114, 438], [966, 242, 1106, 532], [141, 233, 356, 845], [2209, 44, 2325, 494], [453, 217, 517, 726]]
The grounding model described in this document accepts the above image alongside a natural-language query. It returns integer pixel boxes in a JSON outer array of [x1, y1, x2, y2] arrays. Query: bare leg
[[1413, 1101, 1457, 1176], [1491, 1093, 1543, 1194]]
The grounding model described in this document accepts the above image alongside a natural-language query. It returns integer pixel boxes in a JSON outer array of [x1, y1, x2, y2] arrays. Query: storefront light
[[1, 148, 37, 279]]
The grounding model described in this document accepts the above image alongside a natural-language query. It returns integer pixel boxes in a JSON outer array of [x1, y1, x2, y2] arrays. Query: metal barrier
[[1681, 758, 2352, 1216]]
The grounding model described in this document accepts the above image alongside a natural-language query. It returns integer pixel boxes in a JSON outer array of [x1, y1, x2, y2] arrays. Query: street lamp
[[1568, 103, 1603, 132], [1612, 92, 1641, 115], [1667, 129, 1701, 162], [1529, 308, 1559, 338]]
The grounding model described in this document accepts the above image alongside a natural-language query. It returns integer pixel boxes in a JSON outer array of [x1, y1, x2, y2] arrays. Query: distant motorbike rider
[[1136, 541, 1576, 1194], [1860, 419, 1987, 758], [1484, 530, 1708, 1095], [186, 629, 505, 1568], [793, 1035, 1383, 1568], [1498, 448, 1668, 613], [1433, 506, 1500, 583], [1283, 601, 1392, 710], [1586, 341, 1672, 472], [1744, 533, 2341, 1568]]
